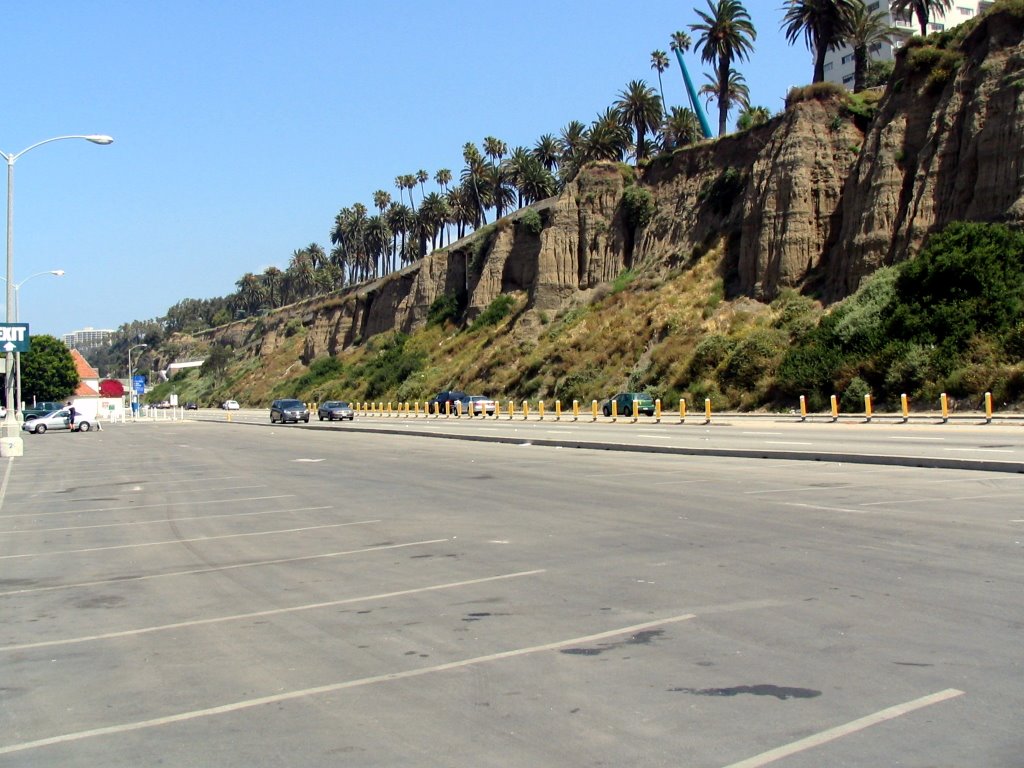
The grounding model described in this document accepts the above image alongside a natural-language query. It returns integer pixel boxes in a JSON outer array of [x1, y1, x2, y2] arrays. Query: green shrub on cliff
[[621, 185, 656, 230]]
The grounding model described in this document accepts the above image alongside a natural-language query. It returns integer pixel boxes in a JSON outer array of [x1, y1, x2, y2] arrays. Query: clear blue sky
[[1, 1, 814, 338]]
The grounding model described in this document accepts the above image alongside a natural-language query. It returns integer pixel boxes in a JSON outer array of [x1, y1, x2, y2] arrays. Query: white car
[[221, 400, 240, 410]]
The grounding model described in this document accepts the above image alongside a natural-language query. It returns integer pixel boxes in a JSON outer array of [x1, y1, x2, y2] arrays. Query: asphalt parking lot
[[1, 420, 1022, 766]]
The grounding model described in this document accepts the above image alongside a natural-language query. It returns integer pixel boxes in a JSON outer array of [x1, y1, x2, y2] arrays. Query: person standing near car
[[66, 401, 77, 430]]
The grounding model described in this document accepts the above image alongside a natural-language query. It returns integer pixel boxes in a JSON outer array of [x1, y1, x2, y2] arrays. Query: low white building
[[823, 1, 993, 90]]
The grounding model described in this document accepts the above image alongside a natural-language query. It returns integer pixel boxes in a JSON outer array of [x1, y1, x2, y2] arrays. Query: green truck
[[22, 401, 66, 421]]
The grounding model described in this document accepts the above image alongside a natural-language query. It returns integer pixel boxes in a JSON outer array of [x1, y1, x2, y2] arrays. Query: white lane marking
[[765, 441, 814, 446], [0, 506, 334, 535], [742, 431, 783, 436], [652, 479, 704, 487], [0, 537, 441, 597], [858, 491, 1022, 507], [0, 520, 378, 560], [0, 613, 695, 756], [638, 433, 674, 440], [889, 436, 945, 441], [0, 494, 294, 521], [942, 447, 1014, 454], [292, 458, 325, 463], [779, 502, 871, 515], [1, 570, 546, 653], [0, 457, 12, 514], [745, 485, 851, 495], [722, 688, 965, 768]]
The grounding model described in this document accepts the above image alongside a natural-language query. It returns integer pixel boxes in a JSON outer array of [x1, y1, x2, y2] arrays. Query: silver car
[[22, 408, 94, 434], [317, 400, 354, 421]]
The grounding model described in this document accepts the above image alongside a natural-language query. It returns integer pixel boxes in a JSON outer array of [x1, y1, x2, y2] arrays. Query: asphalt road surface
[[1, 420, 1022, 766]]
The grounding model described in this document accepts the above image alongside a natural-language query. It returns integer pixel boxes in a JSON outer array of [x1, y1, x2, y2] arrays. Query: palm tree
[[614, 80, 663, 162], [235, 273, 267, 315], [364, 215, 391, 276], [483, 136, 508, 168], [403, 174, 419, 212], [532, 134, 560, 175], [461, 142, 489, 228], [447, 185, 475, 241], [386, 202, 414, 271], [372, 190, 391, 217], [781, 0, 859, 84], [287, 249, 316, 299], [736, 105, 772, 131], [650, 50, 671, 109], [504, 146, 533, 209], [394, 176, 406, 207], [699, 68, 750, 115], [661, 106, 702, 150], [484, 163, 516, 221], [690, 0, 757, 137], [434, 168, 452, 193], [419, 192, 450, 251], [584, 107, 632, 163], [845, 2, 896, 92], [416, 170, 429, 200], [306, 243, 327, 270], [558, 120, 589, 183], [891, 0, 953, 37], [517, 156, 557, 204], [261, 266, 283, 308]]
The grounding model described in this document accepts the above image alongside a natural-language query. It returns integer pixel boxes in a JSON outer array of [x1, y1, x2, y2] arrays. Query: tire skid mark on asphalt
[[0, 519, 380, 560], [0, 612, 695, 757], [0, 494, 294, 520], [0, 569, 546, 653], [0, 505, 335, 535], [0, 537, 444, 597]]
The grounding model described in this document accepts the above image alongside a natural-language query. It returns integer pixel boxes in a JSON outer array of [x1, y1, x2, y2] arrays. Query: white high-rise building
[[63, 327, 115, 349], [824, 1, 994, 90]]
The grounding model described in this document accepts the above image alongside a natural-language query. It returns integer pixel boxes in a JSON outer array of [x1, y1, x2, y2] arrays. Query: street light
[[128, 343, 147, 418], [0, 269, 66, 419], [0, 134, 113, 458]]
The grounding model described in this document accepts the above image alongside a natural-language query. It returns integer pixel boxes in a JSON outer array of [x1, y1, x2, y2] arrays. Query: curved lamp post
[[128, 343, 147, 418], [0, 269, 65, 419], [0, 135, 112, 457]]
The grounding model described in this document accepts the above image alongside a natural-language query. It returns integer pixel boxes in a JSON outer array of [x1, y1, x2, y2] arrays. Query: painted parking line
[[858, 491, 1022, 507], [765, 441, 814, 446], [0, 538, 445, 597], [0, 506, 336, 535], [0, 613, 695, 757], [722, 688, 965, 768], [1, 570, 546, 653], [889, 436, 945, 441], [745, 485, 852, 495], [0, 519, 380, 560], [0, 494, 295, 521]]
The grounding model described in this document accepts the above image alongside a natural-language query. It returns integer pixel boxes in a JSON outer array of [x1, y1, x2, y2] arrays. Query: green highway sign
[[0, 323, 30, 353]]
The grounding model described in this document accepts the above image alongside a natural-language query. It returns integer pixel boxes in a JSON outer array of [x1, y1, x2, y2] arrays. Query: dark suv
[[428, 390, 466, 415], [270, 399, 310, 423]]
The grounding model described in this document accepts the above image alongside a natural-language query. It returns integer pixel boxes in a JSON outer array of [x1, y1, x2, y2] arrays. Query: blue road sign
[[0, 323, 30, 353], [133, 375, 146, 394]]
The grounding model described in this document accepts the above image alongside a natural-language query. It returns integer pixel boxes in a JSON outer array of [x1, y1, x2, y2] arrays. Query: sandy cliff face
[[826, 9, 1024, 298], [201, 8, 1024, 367]]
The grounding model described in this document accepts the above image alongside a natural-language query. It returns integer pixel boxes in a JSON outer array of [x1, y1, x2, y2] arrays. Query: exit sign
[[0, 323, 29, 353]]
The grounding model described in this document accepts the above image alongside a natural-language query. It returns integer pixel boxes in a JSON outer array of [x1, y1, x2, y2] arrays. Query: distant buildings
[[63, 327, 115, 349], [823, 1, 993, 90]]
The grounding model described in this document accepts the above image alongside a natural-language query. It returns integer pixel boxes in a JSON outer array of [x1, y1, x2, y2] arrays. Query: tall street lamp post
[[0, 269, 65, 419], [128, 343, 147, 418], [0, 134, 113, 458]]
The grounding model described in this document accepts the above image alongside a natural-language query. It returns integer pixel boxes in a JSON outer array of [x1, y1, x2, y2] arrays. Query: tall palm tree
[[650, 50, 671, 109], [447, 185, 475, 241], [372, 189, 391, 217], [261, 266, 283, 308], [461, 142, 489, 228], [891, 0, 953, 37], [699, 69, 750, 115], [434, 168, 452, 193], [483, 136, 508, 168], [419, 192, 450, 251], [386, 202, 414, 272], [306, 243, 326, 271], [364, 215, 391, 276], [416, 170, 429, 200], [504, 146, 533, 209], [287, 249, 316, 299], [781, 0, 858, 83], [517, 156, 557, 204], [690, 0, 757, 137], [614, 80, 663, 162], [845, 2, 896, 92], [235, 273, 267, 315], [532, 134, 560, 175], [393, 176, 406, 207]]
